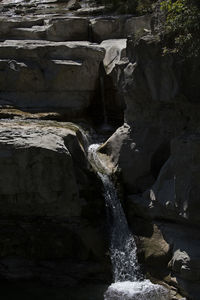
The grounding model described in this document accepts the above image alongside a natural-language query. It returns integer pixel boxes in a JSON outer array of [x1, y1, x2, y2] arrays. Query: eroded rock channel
[[0, 0, 199, 299]]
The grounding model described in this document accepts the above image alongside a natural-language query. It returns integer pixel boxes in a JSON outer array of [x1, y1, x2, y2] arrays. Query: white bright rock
[[104, 280, 170, 300]]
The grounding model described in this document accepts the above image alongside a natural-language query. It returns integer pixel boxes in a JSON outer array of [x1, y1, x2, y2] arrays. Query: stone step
[[0, 16, 45, 37], [10, 26, 49, 40], [0, 40, 105, 114], [0, 16, 90, 41], [0, 14, 151, 43]]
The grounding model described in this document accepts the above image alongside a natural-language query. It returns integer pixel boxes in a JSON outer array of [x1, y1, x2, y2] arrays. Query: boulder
[[0, 120, 83, 217], [98, 123, 170, 193], [0, 120, 109, 284], [100, 39, 127, 75]]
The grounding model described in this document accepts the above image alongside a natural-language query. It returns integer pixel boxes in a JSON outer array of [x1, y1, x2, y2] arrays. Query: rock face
[[99, 32, 200, 299], [0, 120, 110, 284], [0, 120, 80, 217], [90, 15, 151, 43], [141, 134, 200, 225], [0, 40, 104, 118]]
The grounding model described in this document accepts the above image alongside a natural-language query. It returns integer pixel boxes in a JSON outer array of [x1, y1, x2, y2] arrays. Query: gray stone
[[90, 15, 151, 43], [0, 119, 109, 283], [99, 123, 169, 193], [139, 134, 200, 225], [0, 120, 84, 217], [100, 39, 127, 74], [0, 40, 105, 115], [47, 16, 89, 41]]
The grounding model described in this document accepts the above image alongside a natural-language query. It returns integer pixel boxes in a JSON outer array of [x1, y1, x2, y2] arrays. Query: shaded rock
[[90, 15, 151, 43], [0, 120, 84, 217], [0, 16, 44, 37], [138, 224, 171, 272], [99, 123, 170, 193], [0, 40, 104, 118], [47, 16, 89, 41], [68, 0, 81, 10], [10, 25, 48, 40], [138, 134, 200, 225], [0, 119, 110, 284]]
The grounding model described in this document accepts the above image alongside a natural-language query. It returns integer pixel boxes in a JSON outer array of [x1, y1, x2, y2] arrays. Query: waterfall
[[98, 172, 141, 282], [88, 143, 171, 300], [88, 144, 141, 282]]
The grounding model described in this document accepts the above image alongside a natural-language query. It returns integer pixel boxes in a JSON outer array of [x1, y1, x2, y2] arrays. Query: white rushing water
[[98, 172, 141, 282], [88, 143, 170, 300]]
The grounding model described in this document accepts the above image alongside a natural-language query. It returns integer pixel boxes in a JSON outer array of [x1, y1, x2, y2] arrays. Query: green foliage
[[160, 0, 200, 57], [136, 0, 155, 14]]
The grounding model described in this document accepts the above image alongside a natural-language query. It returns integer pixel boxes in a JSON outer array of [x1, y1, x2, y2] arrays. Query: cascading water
[[98, 172, 141, 282], [88, 143, 171, 300]]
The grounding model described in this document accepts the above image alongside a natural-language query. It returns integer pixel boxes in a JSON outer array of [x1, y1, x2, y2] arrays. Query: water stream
[[88, 143, 171, 300]]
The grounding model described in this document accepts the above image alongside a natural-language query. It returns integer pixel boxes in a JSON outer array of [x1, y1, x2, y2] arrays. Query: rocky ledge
[[0, 119, 110, 285], [98, 34, 200, 299]]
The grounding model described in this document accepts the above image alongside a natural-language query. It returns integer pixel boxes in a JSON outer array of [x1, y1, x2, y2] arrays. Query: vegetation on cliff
[[160, 0, 200, 57]]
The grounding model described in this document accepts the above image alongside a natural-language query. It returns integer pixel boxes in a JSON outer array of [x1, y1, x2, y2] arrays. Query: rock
[[138, 224, 171, 273], [125, 134, 200, 298], [0, 40, 105, 117], [91, 17, 123, 42], [0, 119, 110, 284], [90, 15, 151, 43], [11, 25, 48, 40], [47, 16, 89, 41], [0, 16, 44, 38], [101, 29, 200, 300], [137, 134, 200, 225], [123, 35, 179, 124], [104, 280, 170, 300], [99, 123, 170, 193], [68, 0, 81, 10], [124, 15, 152, 37], [161, 224, 200, 299], [100, 39, 127, 75], [0, 120, 83, 217]]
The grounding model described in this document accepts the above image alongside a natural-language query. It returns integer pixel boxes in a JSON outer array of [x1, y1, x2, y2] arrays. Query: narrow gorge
[[0, 0, 199, 299]]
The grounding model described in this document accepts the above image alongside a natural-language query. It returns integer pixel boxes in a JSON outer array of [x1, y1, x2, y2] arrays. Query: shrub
[[160, 0, 200, 58]]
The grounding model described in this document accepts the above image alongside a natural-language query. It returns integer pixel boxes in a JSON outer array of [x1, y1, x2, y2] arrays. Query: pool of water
[[0, 281, 108, 300]]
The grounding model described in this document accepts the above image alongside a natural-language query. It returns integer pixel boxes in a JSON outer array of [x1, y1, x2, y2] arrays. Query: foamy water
[[104, 280, 170, 300]]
